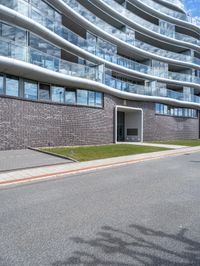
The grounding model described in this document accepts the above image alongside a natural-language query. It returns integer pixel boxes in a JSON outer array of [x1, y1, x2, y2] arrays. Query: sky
[[183, 0, 200, 18]]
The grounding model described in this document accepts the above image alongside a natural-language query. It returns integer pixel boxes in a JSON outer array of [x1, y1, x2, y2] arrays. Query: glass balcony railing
[[1, 0, 200, 86], [62, 0, 200, 65], [132, 0, 187, 20], [0, 38, 200, 105], [133, 0, 200, 27], [102, 0, 200, 45], [0, 38, 99, 81], [160, 0, 185, 10], [105, 74, 200, 104], [1, 0, 200, 69]]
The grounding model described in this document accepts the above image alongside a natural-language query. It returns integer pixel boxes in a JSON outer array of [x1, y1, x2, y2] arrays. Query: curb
[[27, 146, 78, 162], [0, 147, 200, 187]]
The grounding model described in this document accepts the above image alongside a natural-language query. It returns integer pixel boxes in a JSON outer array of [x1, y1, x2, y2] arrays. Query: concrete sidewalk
[[117, 142, 187, 149], [0, 149, 72, 172], [0, 146, 199, 187]]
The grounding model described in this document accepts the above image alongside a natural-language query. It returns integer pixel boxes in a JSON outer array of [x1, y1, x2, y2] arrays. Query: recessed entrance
[[115, 106, 143, 143]]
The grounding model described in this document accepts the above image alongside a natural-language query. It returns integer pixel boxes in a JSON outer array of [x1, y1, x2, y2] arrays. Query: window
[[163, 105, 168, 115], [39, 84, 50, 101], [65, 90, 76, 104], [88, 91, 95, 106], [6, 76, 19, 97], [155, 103, 198, 118], [77, 90, 88, 105], [155, 103, 160, 113], [51, 86, 64, 103], [0, 75, 4, 94], [95, 92, 103, 107], [0, 72, 104, 108], [24, 80, 38, 100]]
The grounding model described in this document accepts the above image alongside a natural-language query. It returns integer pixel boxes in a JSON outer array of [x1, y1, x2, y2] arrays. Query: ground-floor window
[[6, 76, 19, 97], [0, 73, 104, 108], [24, 80, 38, 100], [155, 103, 198, 118]]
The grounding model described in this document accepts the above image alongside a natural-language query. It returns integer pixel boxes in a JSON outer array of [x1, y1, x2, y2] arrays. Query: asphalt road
[[0, 152, 200, 266]]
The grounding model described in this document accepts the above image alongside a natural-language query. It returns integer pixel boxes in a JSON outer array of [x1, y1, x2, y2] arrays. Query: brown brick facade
[[0, 94, 199, 150]]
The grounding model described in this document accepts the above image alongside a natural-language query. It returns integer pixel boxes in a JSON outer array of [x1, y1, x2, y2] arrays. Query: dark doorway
[[117, 111, 125, 141]]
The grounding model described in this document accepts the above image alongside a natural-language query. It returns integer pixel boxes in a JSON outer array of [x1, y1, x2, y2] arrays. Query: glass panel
[[0, 75, 4, 94], [51, 86, 64, 103], [1, 23, 16, 42], [31, 8, 43, 25], [95, 92, 103, 107], [88, 91, 95, 106], [155, 103, 198, 118], [18, 0, 29, 16], [6, 76, 19, 97], [0, 0, 17, 9], [1, 23, 27, 44], [24, 80, 38, 100], [39, 84, 50, 101], [77, 90, 88, 105], [0, 41, 9, 56], [29, 33, 60, 57], [65, 90, 76, 104], [11, 44, 27, 61]]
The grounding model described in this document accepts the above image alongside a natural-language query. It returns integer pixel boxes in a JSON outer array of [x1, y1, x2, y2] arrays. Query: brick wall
[[0, 95, 199, 150]]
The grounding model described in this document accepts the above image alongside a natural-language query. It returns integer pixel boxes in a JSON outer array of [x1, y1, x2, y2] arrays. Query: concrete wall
[[0, 94, 199, 150], [124, 111, 142, 141]]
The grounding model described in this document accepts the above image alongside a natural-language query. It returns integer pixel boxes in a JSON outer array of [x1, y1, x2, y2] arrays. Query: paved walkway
[[117, 142, 187, 149], [0, 149, 72, 172], [0, 146, 199, 186]]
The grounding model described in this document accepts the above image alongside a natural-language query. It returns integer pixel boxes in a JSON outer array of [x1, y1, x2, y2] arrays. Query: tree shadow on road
[[52, 224, 200, 266]]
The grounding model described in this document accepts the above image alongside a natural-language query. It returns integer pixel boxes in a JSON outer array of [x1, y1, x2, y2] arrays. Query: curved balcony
[[1, 38, 200, 106], [1, 12, 200, 89], [61, 0, 200, 66], [105, 74, 200, 105], [99, 0, 200, 46], [156, 0, 185, 11], [128, 0, 200, 28], [128, 0, 187, 20], [1, 0, 200, 70]]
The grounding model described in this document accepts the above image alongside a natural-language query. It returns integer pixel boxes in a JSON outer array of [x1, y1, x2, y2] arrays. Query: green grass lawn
[[152, 140, 200, 147], [41, 144, 169, 162]]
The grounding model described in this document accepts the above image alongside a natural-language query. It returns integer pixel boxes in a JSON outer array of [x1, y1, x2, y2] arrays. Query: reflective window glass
[[51, 86, 64, 103], [1, 23, 26, 44], [11, 44, 27, 61], [0, 0, 17, 8], [65, 90, 76, 104], [39, 84, 50, 101], [24, 80, 38, 100], [29, 33, 60, 57], [1, 24, 15, 42], [155, 103, 160, 113], [95, 92, 103, 107], [77, 90, 88, 105], [88, 91, 95, 106], [6, 76, 19, 97], [18, 0, 29, 16], [0, 75, 4, 94], [0, 41, 9, 57]]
